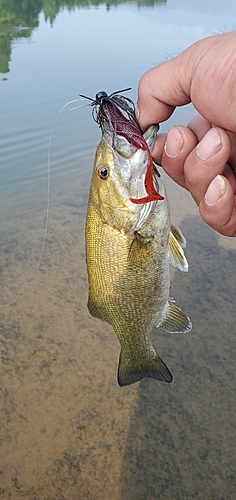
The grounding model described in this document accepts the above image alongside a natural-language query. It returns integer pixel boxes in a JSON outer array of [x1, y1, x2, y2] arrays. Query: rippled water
[[0, 1, 236, 498]]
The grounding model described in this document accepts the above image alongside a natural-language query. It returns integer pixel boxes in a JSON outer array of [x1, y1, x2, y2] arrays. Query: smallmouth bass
[[85, 91, 191, 387]]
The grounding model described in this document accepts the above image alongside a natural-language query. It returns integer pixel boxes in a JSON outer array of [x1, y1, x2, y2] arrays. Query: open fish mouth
[[83, 89, 163, 204]]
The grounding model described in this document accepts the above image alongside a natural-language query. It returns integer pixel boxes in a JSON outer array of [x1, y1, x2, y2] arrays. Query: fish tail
[[117, 350, 172, 387]]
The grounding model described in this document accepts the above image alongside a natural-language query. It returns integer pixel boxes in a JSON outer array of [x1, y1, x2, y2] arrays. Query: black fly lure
[[78, 88, 143, 134]]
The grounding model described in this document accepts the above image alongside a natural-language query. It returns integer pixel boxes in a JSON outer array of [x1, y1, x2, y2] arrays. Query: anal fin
[[157, 299, 192, 333]]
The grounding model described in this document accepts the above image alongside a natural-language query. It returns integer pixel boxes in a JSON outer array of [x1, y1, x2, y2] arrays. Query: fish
[[85, 92, 192, 387]]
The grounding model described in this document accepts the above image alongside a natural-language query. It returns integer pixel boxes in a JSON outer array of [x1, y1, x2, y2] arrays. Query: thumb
[[137, 56, 192, 130], [137, 32, 236, 132]]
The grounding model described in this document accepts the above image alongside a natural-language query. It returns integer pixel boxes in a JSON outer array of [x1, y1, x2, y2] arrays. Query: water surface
[[0, 1, 236, 498]]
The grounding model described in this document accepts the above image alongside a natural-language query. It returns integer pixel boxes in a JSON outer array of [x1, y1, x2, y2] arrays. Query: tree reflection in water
[[0, 0, 166, 74]]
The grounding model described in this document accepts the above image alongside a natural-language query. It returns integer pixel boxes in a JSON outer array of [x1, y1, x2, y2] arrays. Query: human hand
[[137, 32, 236, 236]]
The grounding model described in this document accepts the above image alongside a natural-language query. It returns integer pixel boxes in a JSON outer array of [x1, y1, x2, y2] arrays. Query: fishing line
[[0, 98, 83, 308]]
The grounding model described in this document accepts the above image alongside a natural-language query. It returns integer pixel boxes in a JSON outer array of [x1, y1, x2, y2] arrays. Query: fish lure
[[79, 89, 164, 204]]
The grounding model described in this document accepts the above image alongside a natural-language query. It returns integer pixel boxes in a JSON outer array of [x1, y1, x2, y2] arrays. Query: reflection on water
[[1, 1, 236, 498], [0, 0, 166, 74]]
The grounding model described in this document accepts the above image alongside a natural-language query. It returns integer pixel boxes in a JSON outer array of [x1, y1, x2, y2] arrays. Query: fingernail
[[135, 105, 140, 120], [164, 127, 184, 158], [205, 175, 226, 205], [197, 127, 222, 161]]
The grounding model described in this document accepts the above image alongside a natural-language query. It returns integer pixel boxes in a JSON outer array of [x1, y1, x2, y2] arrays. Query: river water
[[0, 1, 236, 498]]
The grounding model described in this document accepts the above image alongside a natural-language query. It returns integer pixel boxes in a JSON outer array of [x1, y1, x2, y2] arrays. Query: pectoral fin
[[168, 224, 188, 272], [87, 294, 108, 322], [117, 349, 172, 387], [157, 299, 192, 333]]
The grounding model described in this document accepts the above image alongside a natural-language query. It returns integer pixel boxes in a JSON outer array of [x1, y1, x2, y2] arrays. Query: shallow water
[[0, 1, 236, 499]]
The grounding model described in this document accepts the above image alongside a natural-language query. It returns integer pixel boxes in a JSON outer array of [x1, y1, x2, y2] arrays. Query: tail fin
[[117, 350, 172, 387]]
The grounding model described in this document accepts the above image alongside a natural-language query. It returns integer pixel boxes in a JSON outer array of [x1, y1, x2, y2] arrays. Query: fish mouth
[[103, 123, 159, 157], [101, 124, 163, 220], [105, 124, 162, 202], [97, 93, 162, 203]]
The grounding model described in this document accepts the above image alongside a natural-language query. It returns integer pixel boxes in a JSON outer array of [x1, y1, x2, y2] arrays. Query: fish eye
[[96, 91, 108, 101], [97, 164, 109, 180]]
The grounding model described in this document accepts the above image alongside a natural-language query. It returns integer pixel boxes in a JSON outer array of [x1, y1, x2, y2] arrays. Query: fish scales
[[85, 93, 192, 387], [87, 205, 168, 351]]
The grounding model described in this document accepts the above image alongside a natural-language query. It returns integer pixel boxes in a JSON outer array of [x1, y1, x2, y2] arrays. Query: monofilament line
[[0, 98, 81, 307]]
